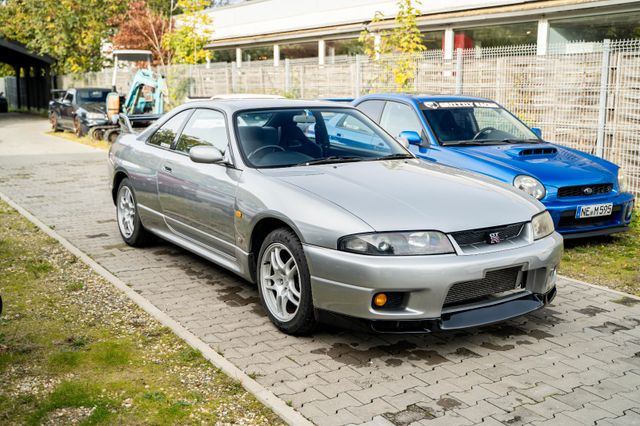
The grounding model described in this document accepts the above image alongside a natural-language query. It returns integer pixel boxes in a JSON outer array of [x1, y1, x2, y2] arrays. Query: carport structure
[[0, 38, 55, 110]]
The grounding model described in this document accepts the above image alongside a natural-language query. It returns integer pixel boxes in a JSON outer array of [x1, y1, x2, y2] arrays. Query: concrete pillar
[[328, 45, 336, 64], [235, 47, 242, 68], [374, 34, 382, 60], [444, 27, 455, 60], [318, 39, 326, 65], [537, 18, 549, 55], [273, 44, 280, 67]]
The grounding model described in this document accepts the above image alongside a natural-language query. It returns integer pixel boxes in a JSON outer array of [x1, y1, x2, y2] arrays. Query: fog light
[[373, 293, 388, 307], [625, 201, 634, 221]]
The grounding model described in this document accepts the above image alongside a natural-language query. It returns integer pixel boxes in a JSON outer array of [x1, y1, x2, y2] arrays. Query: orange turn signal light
[[373, 293, 388, 307]]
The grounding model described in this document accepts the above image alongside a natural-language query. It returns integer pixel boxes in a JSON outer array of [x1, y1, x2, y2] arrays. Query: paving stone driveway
[[1, 115, 639, 426]]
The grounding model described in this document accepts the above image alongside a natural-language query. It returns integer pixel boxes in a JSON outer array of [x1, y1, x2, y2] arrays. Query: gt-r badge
[[487, 232, 502, 244]]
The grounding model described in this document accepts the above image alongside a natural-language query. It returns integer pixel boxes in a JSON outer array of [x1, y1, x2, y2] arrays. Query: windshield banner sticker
[[423, 101, 499, 109]]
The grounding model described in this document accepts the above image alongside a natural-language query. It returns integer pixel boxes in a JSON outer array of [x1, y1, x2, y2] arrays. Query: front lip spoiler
[[561, 225, 629, 240], [315, 287, 557, 334]]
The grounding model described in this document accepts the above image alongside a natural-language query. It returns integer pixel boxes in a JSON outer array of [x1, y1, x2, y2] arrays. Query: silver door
[[157, 109, 239, 257]]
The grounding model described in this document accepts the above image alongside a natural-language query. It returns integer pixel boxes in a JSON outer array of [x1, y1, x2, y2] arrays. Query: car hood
[[446, 143, 616, 186], [263, 159, 542, 233], [80, 102, 107, 114]]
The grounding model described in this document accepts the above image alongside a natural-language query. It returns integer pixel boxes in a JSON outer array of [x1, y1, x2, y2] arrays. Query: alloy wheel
[[260, 243, 302, 322], [117, 186, 136, 238]]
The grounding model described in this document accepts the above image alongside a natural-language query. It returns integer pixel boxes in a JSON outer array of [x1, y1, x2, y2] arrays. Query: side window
[[337, 115, 374, 135], [148, 110, 190, 148], [175, 109, 228, 154], [64, 92, 74, 103], [379, 102, 423, 138], [356, 100, 385, 122]]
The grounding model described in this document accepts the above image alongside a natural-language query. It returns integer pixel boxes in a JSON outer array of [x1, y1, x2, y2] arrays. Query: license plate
[[576, 203, 613, 218]]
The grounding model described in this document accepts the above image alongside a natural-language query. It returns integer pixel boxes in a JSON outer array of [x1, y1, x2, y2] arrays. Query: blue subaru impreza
[[352, 94, 635, 238]]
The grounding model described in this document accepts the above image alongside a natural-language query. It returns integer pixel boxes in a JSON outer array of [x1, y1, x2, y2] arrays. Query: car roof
[[356, 93, 493, 104], [174, 98, 353, 113]]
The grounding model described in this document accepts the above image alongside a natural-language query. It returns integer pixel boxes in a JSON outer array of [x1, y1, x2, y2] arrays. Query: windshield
[[421, 101, 540, 145], [235, 108, 411, 168], [76, 89, 110, 105]]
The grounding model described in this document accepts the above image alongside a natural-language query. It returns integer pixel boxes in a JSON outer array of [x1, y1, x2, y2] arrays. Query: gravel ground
[[0, 200, 284, 425]]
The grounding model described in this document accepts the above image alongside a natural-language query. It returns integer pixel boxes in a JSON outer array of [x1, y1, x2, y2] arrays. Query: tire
[[50, 113, 62, 132], [116, 178, 154, 247], [73, 117, 86, 137], [257, 228, 316, 335]]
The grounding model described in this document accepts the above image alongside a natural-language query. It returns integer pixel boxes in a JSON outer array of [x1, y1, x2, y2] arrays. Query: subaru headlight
[[618, 168, 628, 193], [85, 112, 105, 120], [514, 175, 546, 200], [338, 231, 454, 256], [531, 211, 554, 240]]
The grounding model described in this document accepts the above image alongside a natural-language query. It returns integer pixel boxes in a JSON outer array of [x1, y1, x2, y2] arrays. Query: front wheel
[[73, 117, 86, 137], [257, 228, 316, 335], [116, 178, 154, 247], [50, 113, 62, 132]]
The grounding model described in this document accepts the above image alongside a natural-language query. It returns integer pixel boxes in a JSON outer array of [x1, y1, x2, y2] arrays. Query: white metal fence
[[59, 39, 640, 197]]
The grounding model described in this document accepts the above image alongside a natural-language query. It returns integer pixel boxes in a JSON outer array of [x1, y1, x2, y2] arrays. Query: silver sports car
[[108, 99, 563, 335]]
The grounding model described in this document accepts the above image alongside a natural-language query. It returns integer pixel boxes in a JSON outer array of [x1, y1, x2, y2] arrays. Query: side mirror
[[531, 127, 542, 138], [189, 145, 224, 164], [399, 130, 427, 148]]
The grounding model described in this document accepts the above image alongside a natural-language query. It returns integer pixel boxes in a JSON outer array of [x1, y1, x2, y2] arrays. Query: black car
[[49, 88, 111, 137], [0, 92, 8, 113]]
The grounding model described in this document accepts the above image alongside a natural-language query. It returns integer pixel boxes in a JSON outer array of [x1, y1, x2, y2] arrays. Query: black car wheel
[[73, 117, 86, 137], [50, 113, 62, 132]]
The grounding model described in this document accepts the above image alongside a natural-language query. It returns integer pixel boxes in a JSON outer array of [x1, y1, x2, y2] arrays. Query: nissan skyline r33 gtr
[[352, 94, 635, 239], [109, 99, 562, 334]]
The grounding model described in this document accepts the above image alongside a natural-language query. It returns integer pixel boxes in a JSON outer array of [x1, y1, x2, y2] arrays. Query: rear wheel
[[116, 178, 154, 247], [257, 228, 316, 335]]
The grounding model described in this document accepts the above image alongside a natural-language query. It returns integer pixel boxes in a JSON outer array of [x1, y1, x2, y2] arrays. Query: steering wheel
[[247, 145, 285, 159], [472, 127, 499, 140]]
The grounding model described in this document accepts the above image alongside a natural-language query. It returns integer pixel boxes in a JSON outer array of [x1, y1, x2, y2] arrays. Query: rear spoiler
[[116, 113, 162, 134]]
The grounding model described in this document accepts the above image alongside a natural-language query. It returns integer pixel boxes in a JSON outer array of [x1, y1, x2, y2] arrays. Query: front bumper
[[545, 192, 635, 237], [304, 232, 563, 327]]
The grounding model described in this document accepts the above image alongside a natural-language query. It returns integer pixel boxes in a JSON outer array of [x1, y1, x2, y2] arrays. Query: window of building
[[281, 42, 318, 59], [549, 11, 640, 45], [422, 30, 444, 50], [455, 22, 537, 48]]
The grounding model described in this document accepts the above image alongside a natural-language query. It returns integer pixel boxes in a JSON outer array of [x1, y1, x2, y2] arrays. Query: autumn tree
[[0, 0, 127, 73], [360, 0, 426, 91], [162, 0, 213, 65], [111, 0, 172, 66]]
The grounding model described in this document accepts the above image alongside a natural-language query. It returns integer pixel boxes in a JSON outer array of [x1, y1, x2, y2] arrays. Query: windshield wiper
[[296, 156, 365, 166], [441, 140, 504, 146], [499, 138, 542, 144], [370, 153, 414, 161]]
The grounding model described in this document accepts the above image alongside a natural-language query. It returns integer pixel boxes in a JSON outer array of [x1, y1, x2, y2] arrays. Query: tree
[[161, 0, 213, 65], [111, 0, 172, 66], [0, 0, 128, 74], [359, 0, 426, 91]]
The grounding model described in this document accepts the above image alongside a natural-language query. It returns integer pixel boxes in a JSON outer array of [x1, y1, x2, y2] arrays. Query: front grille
[[557, 183, 613, 198], [444, 267, 522, 306], [451, 222, 525, 247], [558, 205, 621, 229]]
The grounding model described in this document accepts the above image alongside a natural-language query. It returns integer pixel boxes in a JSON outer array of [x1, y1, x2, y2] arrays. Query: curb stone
[[0, 190, 313, 426]]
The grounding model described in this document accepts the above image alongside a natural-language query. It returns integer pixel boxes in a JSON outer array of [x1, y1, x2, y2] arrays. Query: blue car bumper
[[545, 192, 635, 238]]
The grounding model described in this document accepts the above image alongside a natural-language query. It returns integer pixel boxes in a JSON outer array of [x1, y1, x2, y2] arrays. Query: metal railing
[[56, 39, 640, 196]]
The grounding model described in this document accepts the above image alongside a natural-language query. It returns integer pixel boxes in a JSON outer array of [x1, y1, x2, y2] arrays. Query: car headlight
[[338, 231, 455, 256], [618, 168, 628, 193], [531, 211, 554, 240], [85, 112, 105, 120], [514, 175, 546, 200]]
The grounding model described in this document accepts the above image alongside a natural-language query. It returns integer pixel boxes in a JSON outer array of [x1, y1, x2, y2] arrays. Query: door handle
[[163, 165, 173, 173]]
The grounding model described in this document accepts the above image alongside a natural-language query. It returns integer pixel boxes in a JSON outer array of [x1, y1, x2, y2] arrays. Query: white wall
[[204, 0, 532, 41]]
